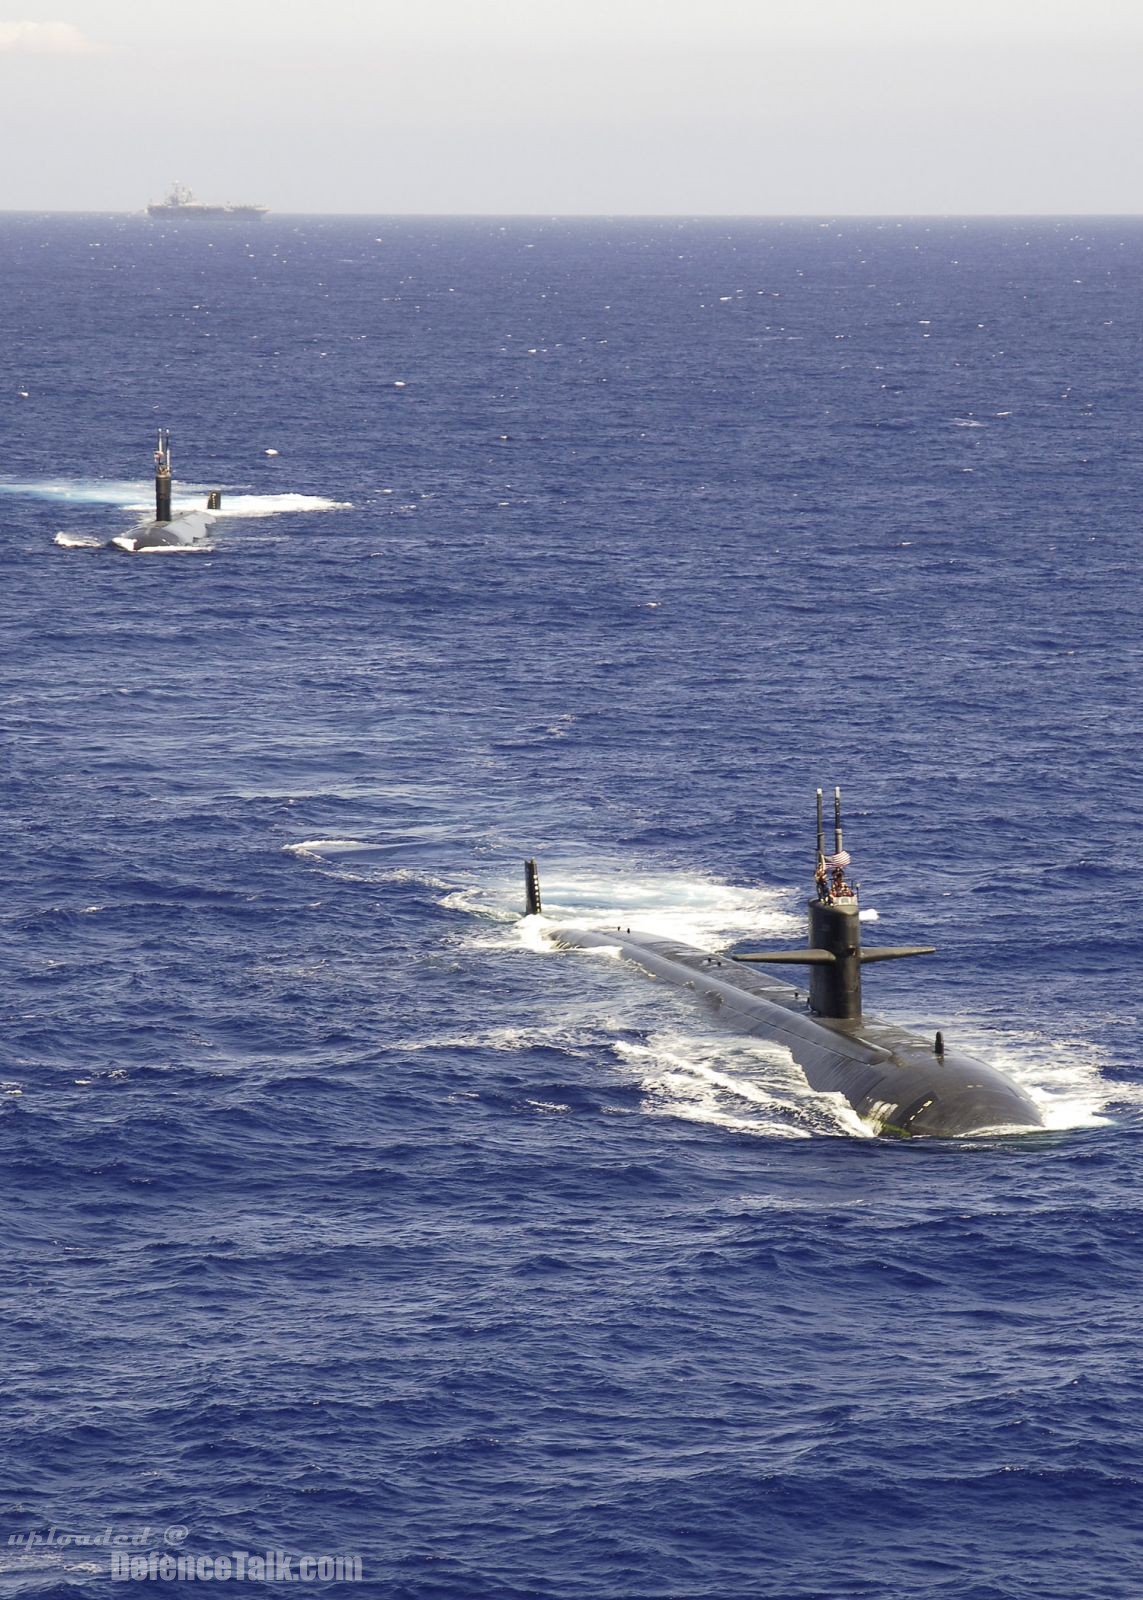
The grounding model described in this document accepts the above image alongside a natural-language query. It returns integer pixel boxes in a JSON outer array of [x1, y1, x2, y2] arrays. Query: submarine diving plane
[[109, 432, 222, 553], [524, 791, 1044, 1139]]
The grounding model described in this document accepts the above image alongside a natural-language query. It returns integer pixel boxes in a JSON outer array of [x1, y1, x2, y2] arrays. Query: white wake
[[4, 476, 351, 520]]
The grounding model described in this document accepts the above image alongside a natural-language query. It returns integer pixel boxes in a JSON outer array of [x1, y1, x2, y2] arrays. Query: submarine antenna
[[154, 428, 172, 523], [815, 788, 827, 900], [834, 787, 844, 857]]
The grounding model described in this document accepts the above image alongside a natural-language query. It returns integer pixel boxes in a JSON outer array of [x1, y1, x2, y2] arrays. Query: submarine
[[109, 431, 222, 553], [524, 791, 1044, 1139]]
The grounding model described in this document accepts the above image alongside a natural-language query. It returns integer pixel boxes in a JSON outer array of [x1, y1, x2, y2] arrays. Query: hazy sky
[[1, 0, 1141, 213]]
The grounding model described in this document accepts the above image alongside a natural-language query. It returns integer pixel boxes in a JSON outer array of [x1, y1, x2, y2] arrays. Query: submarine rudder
[[524, 859, 542, 917]]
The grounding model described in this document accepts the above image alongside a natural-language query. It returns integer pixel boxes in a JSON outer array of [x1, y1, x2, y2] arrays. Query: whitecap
[[283, 838, 374, 858], [53, 532, 104, 549]]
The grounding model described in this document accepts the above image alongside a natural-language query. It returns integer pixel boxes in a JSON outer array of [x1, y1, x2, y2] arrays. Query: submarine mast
[[154, 429, 172, 522]]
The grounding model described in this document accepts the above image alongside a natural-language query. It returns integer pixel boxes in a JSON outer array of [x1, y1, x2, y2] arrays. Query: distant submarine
[[525, 790, 1044, 1138], [109, 432, 222, 553]]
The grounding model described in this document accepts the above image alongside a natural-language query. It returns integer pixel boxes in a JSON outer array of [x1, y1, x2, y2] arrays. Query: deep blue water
[[2, 214, 1142, 1598]]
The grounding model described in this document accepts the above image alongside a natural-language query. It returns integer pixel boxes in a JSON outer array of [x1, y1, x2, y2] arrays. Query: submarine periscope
[[526, 790, 1044, 1139]]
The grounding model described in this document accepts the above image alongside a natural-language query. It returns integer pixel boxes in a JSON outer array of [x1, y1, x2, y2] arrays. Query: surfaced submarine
[[109, 431, 222, 553], [526, 791, 1044, 1138]]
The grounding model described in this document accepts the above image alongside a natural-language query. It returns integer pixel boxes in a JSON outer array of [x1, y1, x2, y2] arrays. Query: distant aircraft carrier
[[146, 183, 267, 221]]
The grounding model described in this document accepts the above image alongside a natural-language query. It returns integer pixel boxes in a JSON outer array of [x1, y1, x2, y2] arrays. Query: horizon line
[[2, 208, 1143, 221]]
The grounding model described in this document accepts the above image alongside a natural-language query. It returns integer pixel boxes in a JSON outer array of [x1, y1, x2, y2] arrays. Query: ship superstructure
[[146, 183, 267, 221]]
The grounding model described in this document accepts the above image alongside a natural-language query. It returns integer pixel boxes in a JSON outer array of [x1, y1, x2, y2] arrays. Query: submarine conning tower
[[734, 787, 935, 1020], [154, 428, 172, 522], [150, 432, 223, 520]]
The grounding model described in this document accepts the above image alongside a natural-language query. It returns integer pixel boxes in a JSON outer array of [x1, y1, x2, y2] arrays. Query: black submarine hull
[[109, 509, 216, 553], [556, 926, 1043, 1138]]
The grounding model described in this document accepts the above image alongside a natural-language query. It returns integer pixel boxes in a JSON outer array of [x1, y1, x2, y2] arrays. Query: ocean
[[2, 212, 1141, 1599]]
